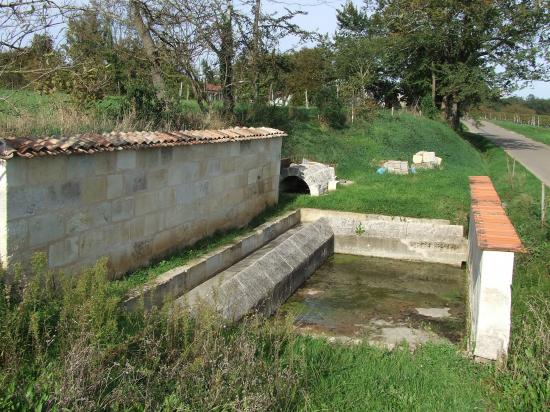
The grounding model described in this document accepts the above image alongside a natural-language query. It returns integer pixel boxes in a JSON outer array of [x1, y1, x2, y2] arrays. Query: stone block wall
[[0, 137, 282, 276]]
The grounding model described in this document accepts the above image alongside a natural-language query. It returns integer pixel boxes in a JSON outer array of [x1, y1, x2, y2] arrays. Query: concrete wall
[[468, 214, 514, 361], [300, 208, 468, 266], [0, 137, 282, 276]]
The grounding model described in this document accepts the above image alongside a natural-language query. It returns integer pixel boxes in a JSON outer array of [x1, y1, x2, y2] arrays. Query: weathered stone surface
[[383, 160, 409, 175], [177, 218, 334, 321], [49, 236, 79, 267]]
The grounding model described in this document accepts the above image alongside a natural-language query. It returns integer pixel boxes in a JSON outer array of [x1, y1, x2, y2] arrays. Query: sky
[[263, 0, 550, 98]]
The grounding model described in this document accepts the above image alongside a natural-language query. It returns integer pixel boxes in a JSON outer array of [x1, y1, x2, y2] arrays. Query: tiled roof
[[0, 127, 286, 159], [469, 176, 524, 253]]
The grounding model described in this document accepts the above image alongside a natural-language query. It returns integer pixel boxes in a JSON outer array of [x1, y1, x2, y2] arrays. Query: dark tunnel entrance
[[280, 176, 310, 194]]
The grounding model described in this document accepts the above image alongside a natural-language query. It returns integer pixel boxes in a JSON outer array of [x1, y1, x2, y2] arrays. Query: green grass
[[295, 341, 491, 411], [493, 120, 550, 146]]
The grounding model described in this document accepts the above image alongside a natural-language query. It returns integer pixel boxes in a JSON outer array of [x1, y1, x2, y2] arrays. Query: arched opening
[[280, 176, 310, 195]]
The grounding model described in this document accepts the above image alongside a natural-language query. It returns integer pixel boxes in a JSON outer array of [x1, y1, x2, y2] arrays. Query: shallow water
[[279, 254, 466, 348]]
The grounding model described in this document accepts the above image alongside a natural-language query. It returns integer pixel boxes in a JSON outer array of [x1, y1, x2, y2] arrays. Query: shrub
[[420, 94, 439, 120]]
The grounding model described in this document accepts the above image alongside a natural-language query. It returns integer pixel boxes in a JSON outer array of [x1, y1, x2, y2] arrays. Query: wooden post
[[542, 183, 547, 227], [179, 81, 183, 98], [391, 106, 394, 116], [305, 90, 309, 109]]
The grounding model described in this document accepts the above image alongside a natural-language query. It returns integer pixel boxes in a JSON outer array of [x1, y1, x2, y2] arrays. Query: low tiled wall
[[0, 137, 282, 276], [467, 176, 523, 361]]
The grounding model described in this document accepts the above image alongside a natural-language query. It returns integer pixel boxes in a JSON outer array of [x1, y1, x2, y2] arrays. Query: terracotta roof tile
[[0, 127, 286, 159], [469, 176, 525, 253]]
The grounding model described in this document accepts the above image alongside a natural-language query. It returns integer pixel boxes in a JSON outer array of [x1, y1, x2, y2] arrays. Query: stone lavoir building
[[0, 127, 285, 276]]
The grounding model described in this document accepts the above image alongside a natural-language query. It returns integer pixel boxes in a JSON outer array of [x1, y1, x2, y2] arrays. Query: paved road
[[463, 119, 550, 187]]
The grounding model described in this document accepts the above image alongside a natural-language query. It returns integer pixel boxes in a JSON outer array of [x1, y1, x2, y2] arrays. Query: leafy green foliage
[[314, 86, 347, 129], [420, 95, 439, 120]]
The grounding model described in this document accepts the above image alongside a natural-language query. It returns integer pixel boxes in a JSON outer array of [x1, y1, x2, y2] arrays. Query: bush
[[93, 95, 130, 120], [0, 254, 302, 410], [314, 86, 347, 129]]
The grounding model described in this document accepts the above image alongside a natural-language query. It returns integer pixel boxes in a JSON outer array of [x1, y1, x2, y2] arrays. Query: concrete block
[[248, 168, 261, 185], [116, 150, 136, 170], [128, 217, 146, 240], [44, 181, 81, 211], [28, 157, 67, 185], [81, 176, 107, 204], [112, 197, 134, 222], [49, 236, 79, 267], [144, 212, 163, 236], [107, 174, 124, 199], [207, 159, 221, 177], [328, 180, 337, 192], [435, 156, 442, 167], [66, 203, 110, 234], [29, 212, 65, 247], [160, 147, 173, 163], [124, 171, 147, 195]]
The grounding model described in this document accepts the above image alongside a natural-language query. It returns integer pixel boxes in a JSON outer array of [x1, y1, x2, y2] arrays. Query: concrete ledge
[[176, 218, 334, 321], [300, 208, 467, 266], [123, 210, 300, 310]]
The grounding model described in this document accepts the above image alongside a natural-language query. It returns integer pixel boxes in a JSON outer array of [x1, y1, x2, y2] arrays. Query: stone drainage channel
[[124, 209, 468, 349]]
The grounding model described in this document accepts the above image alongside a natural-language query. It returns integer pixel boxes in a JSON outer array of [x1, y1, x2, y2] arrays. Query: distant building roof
[[0, 127, 286, 159], [205, 83, 222, 92]]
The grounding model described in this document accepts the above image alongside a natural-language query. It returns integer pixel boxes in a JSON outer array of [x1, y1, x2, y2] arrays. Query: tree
[[337, 0, 550, 129]]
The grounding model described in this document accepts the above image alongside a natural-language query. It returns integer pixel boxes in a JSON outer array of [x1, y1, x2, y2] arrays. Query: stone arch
[[280, 175, 311, 194], [280, 160, 337, 196]]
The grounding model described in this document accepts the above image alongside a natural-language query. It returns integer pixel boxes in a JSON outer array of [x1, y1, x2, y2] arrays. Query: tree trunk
[[251, 0, 261, 102], [130, 0, 166, 101], [219, 1, 235, 116], [431, 64, 436, 105], [443, 94, 461, 130]]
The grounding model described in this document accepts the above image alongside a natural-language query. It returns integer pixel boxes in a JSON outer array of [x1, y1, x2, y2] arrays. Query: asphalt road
[[463, 119, 550, 187]]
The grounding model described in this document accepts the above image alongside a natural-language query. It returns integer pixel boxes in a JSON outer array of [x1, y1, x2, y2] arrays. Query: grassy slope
[[493, 120, 550, 146], [282, 112, 483, 225]]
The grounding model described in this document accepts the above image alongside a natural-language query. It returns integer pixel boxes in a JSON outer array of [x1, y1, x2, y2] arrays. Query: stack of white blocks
[[383, 160, 409, 175], [412, 151, 442, 169]]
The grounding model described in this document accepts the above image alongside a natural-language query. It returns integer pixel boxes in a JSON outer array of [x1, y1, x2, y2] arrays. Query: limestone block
[[435, 157, 442, 167], [248, 168, 261, 185], [49, 236, 79, 267], [107, 174, 124, 199], [103, 222, 130, 246], [45, 181, 81, 211], [94, 152, 116, 175], [124, 171, 147, 195], [8, 186, 48, 219], [135, 191, 159, 216], [66, 202, 111, 234], [328, 180, 338, 192], [6, 219, 29, 252], [146, 169, 168, 190], [164, 205, 190, 228], [144, 212, 163, 236], [116, 150, 136, 170], [221, 157, 238, 174], [67, 155, 95, 179], [143, 149, 161, 169], [7, 158, 27, 187], [128, 218, 146, 239], [160, 147, 173, 163], [412, 154, 423, 164], [175, 184, 195, 205], [422, 151, 436, 163], [29, 213, 65, 247], [81, 176, 107, 204], [112, 197, 134, 222], [28, 157, 67, 186], [167, 162, 199, 186]]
